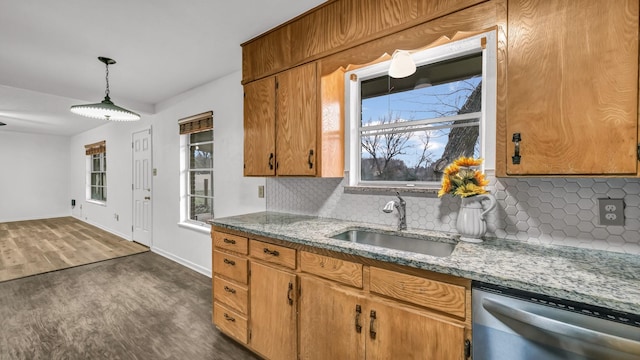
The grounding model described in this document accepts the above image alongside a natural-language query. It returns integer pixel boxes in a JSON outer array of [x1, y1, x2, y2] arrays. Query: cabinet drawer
[[369, 267, 466, 318], [213, 276, 248, 314], [249, 240, 296, 269], [213, 231, 248, 254], [213, 250, 248, 284], [300, 251, 363, 288], [214, 302, 248, 344]]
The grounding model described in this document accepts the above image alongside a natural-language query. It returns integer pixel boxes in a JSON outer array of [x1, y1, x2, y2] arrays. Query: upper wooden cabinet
[[275, 63, 318, 176], [244, 62, 344, 177], [244, 76, 276, 176], [502, 0, 639, 175], [244, 63, 317, 176]]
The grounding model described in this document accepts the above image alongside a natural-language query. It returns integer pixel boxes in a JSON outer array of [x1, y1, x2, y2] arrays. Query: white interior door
[[132, 128, 152, 246]]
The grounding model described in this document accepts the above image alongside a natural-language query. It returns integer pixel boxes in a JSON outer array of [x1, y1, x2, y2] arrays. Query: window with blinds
[[85, 141, 107, 203], [179, 112, 214, 224]]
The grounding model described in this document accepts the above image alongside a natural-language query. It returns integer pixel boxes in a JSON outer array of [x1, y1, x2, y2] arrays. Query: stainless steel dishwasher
[[472, 282, 640, 360]]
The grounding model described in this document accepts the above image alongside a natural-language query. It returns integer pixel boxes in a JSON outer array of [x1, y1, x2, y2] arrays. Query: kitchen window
[[85, 141, 107, 203], [345, 31, 497, 188], [179, 111, 214, 226]]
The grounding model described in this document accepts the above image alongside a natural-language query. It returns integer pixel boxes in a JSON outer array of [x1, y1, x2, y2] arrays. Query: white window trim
[[179, 130, 214, 227], [344, 30, 497, 188], [86, 153, 107, 204]]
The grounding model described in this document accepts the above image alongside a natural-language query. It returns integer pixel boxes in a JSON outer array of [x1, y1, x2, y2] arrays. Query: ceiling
[[0, 0, 326, 136]]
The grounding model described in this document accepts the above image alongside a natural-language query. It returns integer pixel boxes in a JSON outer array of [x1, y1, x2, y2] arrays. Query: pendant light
[[70, 57, 140, 121]]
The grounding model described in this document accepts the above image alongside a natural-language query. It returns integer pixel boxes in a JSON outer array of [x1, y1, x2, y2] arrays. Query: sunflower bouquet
[[438, 157, 490, 198]]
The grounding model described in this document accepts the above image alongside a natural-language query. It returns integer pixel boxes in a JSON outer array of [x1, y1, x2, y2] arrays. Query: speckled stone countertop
[[210, 211, 640, 315]]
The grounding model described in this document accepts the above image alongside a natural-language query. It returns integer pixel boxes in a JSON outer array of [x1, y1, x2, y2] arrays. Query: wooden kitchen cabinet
[[366, 298, 466, 359], [212, 228, 472, 360], [502, 0, 639, 175], [211, 233, 250, 345], [243, 76, 276, 176], [299, 275, 366, 360], [249, 244, 297, 360], [243, 62, 318, 176], [298, 253, 470, 360]]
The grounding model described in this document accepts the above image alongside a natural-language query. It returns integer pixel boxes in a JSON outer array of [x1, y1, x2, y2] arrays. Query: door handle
[[144, 196, 151, 200]]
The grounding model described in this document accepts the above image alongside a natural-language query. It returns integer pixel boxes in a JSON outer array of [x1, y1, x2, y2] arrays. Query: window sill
[[178, 221, 211, 235], [344, 185, 439, 197], [86, 199, 107, 206]]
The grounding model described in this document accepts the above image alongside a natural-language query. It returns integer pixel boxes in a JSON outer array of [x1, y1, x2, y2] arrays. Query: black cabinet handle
[[369, 310, 377, 339], [223, 313, 236, 322], [223, 258, 235, 266], [287, 282, 294, 306], [355, 305, 362, 333], [308, 149, 314, 169], [223, 238, 236, 245], [512, 133, 521, 164], [263, 247, 280, 256], [223, 286, 236, 294], [268, 153, 274, 170]]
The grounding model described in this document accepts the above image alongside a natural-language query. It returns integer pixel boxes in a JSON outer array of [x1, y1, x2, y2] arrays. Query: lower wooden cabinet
[[250, 262, 297, 360], [212, 228, 471, 360], [366, 298, 466, 359], [299, 275, 366, 360], [299, 275, 466, 360]]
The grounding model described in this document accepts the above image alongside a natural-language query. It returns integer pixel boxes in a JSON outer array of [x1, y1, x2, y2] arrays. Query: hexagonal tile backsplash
[[266, 176, 640, 255]]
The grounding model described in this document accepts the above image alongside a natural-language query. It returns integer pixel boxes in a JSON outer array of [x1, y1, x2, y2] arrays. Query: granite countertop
[[210, 211, 640, 315]]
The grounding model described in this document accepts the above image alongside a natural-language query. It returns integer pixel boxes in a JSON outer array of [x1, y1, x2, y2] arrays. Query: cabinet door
[[250, 262, 297, 360], [505, 0, 638, 175], [276, 63, 318, 176], [366, 299, 466, 360], [244, 76, 276, 176], [299, 276, 365, 360]]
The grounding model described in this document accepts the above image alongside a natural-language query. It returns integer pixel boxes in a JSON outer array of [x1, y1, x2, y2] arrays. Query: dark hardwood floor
[[0, 251, 259, 359]]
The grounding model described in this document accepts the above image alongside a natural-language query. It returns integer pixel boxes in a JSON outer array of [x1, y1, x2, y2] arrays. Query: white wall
[[69, 119, 153, 239], [0, 131, 70, 222], [68, 70, 265, 275], [151, 70, 265, 274]]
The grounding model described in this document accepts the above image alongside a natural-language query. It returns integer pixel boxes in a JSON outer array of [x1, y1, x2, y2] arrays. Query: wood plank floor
[[0, 217, 148, 282]]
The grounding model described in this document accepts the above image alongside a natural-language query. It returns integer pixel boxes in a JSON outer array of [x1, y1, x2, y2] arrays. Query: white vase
[[456, 194, 496, 243]]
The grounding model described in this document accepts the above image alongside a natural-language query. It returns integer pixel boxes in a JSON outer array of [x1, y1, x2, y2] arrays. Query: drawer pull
[[223, 286, 236, 294], [223, 258, 236, 266], [369, 310, 377, 339], [287, 282, 294, 306], [223, 313, 236, 322], [223, 238, 236, 245], [263, 247, 280, 257], [355, 304, 362, 333]]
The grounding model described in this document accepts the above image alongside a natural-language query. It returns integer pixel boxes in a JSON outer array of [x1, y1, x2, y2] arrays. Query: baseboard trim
[[151, 246, 211, 278], [73, 215, 132, 241], [0, 213, 71, 223]]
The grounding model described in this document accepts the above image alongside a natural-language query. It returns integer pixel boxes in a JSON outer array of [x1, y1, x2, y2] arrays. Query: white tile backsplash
[[266, 176, 640, 255]]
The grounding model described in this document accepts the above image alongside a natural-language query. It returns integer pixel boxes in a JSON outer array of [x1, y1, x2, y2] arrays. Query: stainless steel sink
[[330, 229, 455, 257]]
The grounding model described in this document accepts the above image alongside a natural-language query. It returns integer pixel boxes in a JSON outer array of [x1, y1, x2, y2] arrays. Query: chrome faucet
[[383, 192, 407, 231]]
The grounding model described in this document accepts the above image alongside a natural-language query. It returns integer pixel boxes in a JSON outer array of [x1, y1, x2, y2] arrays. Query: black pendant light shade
[[70, 57, 140, 121]]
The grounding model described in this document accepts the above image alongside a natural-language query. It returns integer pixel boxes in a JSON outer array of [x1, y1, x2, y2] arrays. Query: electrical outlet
[[258, 185, 265, 198], [598, 198, 624, 226]]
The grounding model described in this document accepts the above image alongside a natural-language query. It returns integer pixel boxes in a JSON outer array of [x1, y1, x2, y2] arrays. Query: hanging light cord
[[104, 62, 111, 99]]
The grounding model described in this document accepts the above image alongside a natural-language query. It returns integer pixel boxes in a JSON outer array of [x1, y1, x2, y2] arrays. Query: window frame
[[345, 31, 497, 188], [184, 129, 214, 225], [87, 152, 107, 204]]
